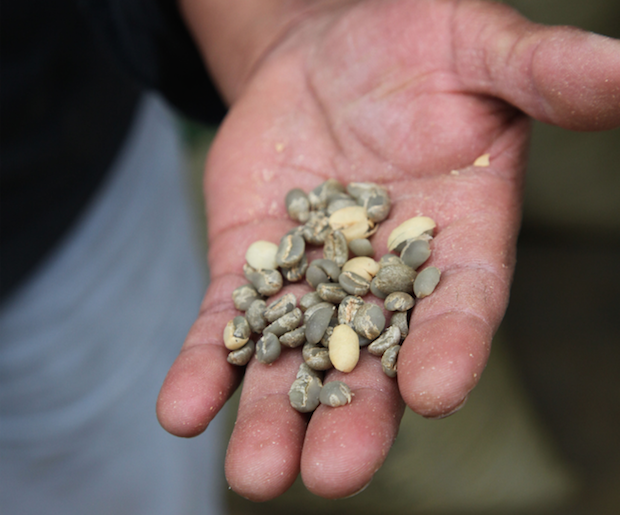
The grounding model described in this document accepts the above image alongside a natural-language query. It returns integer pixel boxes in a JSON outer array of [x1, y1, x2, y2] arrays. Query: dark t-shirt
[[1, 0, 227, 302]]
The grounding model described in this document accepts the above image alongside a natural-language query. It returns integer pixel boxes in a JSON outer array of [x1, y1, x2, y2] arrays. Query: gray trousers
[[0, 95, 226, 515]]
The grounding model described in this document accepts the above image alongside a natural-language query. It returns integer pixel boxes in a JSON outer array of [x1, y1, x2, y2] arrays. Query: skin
[[156, 0, 620, 501]]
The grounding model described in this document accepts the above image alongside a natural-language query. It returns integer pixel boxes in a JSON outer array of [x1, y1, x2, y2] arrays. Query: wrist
[[178, 0, 357, 103]]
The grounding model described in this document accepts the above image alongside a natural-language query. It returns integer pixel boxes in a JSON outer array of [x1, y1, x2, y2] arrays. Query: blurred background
[[182, 1, 620, 514]]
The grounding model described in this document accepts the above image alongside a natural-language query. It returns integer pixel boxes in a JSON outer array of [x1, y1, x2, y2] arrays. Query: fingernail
[[341, 478, 373, 499], [426, 394, 469, 420]]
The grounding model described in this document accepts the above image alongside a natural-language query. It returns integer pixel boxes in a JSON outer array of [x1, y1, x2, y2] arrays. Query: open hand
[[157, 0, 620, 501]]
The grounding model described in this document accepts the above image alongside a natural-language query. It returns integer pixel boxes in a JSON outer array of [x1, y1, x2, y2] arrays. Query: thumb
[[454, 0, 620, 131]]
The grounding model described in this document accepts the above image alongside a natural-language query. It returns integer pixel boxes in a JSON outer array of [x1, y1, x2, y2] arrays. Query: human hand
[[157, 0, 620, 501]]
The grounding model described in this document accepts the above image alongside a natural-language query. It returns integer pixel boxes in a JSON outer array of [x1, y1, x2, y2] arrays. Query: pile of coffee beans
[[225, 179, 440, 413]]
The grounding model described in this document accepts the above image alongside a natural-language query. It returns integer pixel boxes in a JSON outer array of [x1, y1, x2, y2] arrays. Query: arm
[[157, 0, 620, 501]]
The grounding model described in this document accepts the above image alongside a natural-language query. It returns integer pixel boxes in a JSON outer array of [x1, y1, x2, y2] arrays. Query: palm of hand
[[159, 0, 619, 502]]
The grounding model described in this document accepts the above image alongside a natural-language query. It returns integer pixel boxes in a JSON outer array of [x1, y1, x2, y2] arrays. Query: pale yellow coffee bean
[[245, 240, 278, 270], [223, 318, 250, 350], [329, 205, 367, 230], [387, 216, 436, 251], [342, 256, 380, 282], [329, 324, 360, 373], [340, 219, 374, 242]]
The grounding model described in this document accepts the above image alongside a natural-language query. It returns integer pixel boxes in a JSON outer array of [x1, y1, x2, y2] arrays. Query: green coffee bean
[[379, 253, 403, 268], [232, 284, 262, 312], [243, 264, 283, 297], [276, 234, 306, 268], [289, 374, 323, 413], [338, 271, 371, 296], [308, 178, 346, 210], [227, 340, 255, 366], [302, 341, 333, 371], [319, 324, 333, 347], [264, 293, 297, 323], [279, 325, 307, 348], [263, 308, 303, 337], [381, 344, 400, 377], [299, 291, 323, 312], [305, 304, 335, 344], [369, 277, 388, 299], [346, 181, 376, 200], [390, 311, 410, 341], [362, 189, 391, 223], [256, 332, 281, 364], [303, 301, 335, 324], [400, 238, 431, 270], [384, 292, 415, 312], [323, 230, 349, 267], [353, 303, 386, 340], [285, 188, 310, 223], [302, 211, 331, 244], [373, 263, 416, 295], [413, 266, 441, 298], [246, 299, 267, 333], [358, 335, 373, 347], [326, 196, 358, 216], [296, 362, 323, 381], [368, 326, 401, 356], [281, 253, 308, 282], [311, 259, 341, 282], [319, 381, 353, 407], [348, 238, 374, 257], [337, 295, 365, 328], [346, 181, 381, 201], [284, 225, 306, 238], [316, 282, 348, 304], [306, 264, 329, 288]]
